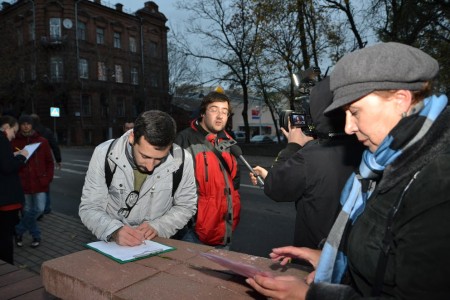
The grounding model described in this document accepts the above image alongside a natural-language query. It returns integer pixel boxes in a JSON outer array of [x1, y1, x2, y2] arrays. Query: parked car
[[234, 131, 246, 143], [272, 135, 285, 143], [250, 135, 275, 144]]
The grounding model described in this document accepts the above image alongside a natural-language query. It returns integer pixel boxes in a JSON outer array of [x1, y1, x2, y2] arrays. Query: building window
[[81, 94, 91, 116], [117, 97, 125, 117], [113, 32, 121, 48], [131, 67, 138, 85], [96, 27, 104, 44], [150, 72, 158, 87], [19, 68, 25, 82], [79, 58, 89, 79], [17, 28, 23, 46], [149, 41, 158, 57], [29, 22, 35, 41], [114, 65, 123, 83], [50, 56, 64, 82], [129, 36, 137, 52], [49, 18, 61, 40], [30, 64, 36, 81], [97, 61, 107, 81], [77, 21, 86, 41]]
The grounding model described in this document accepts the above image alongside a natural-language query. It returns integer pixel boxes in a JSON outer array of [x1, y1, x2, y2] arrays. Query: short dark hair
[[199, 91, 232, 115], [133, 110, 176, 149], [0, 115, 18, 128]]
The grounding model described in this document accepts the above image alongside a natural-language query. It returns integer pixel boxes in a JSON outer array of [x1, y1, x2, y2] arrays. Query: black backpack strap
[[371, 171, 420, 296], [171, 146, 185, 197], [104, 139, 118, 188]]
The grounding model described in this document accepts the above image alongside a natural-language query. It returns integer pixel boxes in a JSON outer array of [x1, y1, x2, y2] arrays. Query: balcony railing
[[40, 35, 67, 47]]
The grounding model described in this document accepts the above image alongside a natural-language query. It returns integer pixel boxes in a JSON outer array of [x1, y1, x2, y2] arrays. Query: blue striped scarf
[[314, 94, 448, 283]]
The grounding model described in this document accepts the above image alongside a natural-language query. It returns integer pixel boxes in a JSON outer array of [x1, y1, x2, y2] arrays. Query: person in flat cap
[[247, 42, 450, 299]]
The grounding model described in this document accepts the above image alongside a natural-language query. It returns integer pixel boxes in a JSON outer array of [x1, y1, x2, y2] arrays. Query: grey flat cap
[[324, 42, 439, 115]]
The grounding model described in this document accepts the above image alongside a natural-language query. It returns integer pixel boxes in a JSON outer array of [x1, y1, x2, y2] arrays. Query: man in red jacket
[[11, 115, 54, 248], [174, 90, 241, 248]]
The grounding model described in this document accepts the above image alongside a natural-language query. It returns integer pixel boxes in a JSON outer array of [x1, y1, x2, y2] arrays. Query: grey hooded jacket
[[79, 132, 198, 241]]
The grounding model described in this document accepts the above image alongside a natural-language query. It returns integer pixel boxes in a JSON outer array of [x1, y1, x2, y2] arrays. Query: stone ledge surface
[[42, 237, 309, 299]]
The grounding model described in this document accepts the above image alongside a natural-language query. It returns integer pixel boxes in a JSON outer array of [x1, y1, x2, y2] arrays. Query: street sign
[[50, 107, 60, 117]]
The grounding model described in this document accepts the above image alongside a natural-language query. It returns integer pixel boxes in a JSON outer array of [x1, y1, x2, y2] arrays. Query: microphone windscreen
[[230, 145, 243, 157]]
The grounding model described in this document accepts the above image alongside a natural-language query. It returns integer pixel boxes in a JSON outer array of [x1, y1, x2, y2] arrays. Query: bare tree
[[175, 0, 261, 142], [167, 40, 201, 96], [367, 0, 449, 93]]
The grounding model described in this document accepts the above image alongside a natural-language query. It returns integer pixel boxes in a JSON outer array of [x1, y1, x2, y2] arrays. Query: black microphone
[[230, 145, 265, 187]]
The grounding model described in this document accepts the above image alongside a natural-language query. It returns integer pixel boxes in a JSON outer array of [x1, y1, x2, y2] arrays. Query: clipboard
[[86, 240, 176, 264]]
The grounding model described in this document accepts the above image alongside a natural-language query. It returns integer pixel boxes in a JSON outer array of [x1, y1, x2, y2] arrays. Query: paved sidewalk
[[13, 212, 97, 275], [12, 154, 277, 275]]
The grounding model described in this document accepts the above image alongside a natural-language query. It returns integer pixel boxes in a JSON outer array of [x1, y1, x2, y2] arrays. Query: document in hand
[[86, 240, 175, 264], [194, 250, 274, 278], [23, 142, 41, 162]]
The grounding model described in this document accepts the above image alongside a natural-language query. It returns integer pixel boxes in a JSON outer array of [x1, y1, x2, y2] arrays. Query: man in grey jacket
[[79, 110, 197, 246]]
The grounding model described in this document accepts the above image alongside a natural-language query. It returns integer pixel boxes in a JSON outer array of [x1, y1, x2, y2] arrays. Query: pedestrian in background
[[12, 115, 54, 248], [175, 90, 241, 248], [30, 113, 61, 218], [247, 42, 450, 299], [123, 120, 135, 133], [0, 116, 28, 264]]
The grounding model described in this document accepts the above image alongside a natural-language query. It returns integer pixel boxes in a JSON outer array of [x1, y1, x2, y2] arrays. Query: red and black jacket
[[175, 119, 240, 245]]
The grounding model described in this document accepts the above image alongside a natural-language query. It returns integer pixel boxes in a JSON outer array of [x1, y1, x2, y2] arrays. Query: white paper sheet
[[86, 240, 175, 263], [23, 142, 41, 162]]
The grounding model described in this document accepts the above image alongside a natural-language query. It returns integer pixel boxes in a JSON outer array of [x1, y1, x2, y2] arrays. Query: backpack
[[104, 139, 184, 197]]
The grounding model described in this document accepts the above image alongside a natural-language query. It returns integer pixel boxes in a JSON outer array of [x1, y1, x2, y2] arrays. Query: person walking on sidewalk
[[175, 90, 241, 248], [12, 115, 54, 248], [0, 116, 28, 264]]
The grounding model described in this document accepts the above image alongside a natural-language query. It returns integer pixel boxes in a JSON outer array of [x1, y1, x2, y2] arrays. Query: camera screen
[[290, 113, 307, 127]]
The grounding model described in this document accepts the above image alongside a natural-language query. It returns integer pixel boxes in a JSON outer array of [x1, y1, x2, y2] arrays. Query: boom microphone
[[230, 145, 265, 187]]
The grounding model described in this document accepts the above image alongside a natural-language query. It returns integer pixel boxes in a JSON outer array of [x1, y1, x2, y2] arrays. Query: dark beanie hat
[[18, 114, 33, 126], [309, 76, 345, 135], [324, 42, 439, 115]]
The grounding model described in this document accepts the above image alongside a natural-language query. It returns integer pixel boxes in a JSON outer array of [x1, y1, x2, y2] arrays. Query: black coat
[[308, 108, 450, 299], [34, 123, 61, 163], [0, 132, 26, 207], [264, 137, 364, 249]]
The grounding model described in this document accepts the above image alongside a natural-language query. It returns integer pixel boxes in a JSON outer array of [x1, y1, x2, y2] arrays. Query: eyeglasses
[[207, 106, 230, 117], [118, 190, 139, 218]]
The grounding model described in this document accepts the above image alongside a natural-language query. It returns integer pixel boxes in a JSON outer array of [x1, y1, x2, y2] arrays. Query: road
[[50, 147, 296, 258]]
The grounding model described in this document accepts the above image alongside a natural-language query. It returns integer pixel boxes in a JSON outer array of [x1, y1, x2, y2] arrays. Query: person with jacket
[[79, 110, 197, 246], [175, 90, 241, 248], [0, 116, 28, 264], [30, 113, 62, 217], [250, 77, 364, 253], [247, 42, 450, 299], [12, 115, 54, 248]]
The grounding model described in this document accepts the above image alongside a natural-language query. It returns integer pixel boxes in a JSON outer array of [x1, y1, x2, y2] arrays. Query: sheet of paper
[[23, 142, 41, 161], [197, 251, 273, 278], [86, 240, 175, 263]]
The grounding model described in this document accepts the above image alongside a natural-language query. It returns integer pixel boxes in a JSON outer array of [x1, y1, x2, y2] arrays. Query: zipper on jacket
[[203, 151, 208, 182]]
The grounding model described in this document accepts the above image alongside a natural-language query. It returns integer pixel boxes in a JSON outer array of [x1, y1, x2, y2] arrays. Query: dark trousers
[[0, 209, 20, 264]]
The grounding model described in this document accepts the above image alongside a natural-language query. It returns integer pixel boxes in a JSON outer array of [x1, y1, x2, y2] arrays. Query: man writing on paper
[[79, 111, 197, 246]]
